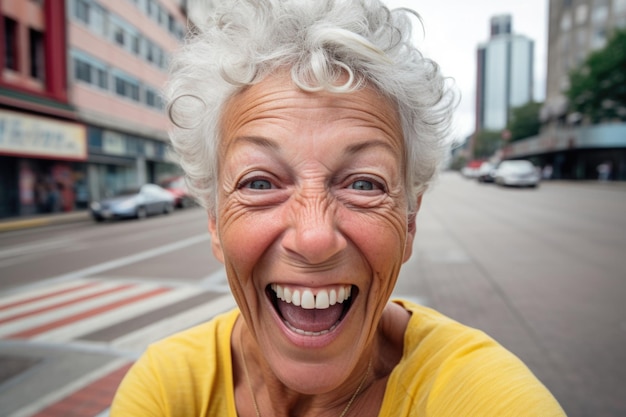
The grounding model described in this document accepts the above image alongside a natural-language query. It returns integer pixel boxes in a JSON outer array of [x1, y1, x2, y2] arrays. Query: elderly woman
[[111, 1, 565, 416]]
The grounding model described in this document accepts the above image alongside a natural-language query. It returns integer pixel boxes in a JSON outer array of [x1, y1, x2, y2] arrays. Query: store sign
[[0, 109, 87, 160]]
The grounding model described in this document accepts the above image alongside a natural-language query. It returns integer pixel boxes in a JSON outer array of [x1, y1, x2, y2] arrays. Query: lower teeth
[[284, 320, 339, 336]]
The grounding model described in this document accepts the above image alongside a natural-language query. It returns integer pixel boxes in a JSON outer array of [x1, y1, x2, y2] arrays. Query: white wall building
[[476, 15, 534, 132]]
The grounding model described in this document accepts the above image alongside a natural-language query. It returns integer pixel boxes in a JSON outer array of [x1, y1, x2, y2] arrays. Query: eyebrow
[[344, 139, 399, 158], [230, 135, 280, 151]]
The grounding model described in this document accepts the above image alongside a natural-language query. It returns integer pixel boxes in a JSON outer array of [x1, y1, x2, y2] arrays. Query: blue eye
[[248, 179, 273, 190], [350, 180, 374, 191]]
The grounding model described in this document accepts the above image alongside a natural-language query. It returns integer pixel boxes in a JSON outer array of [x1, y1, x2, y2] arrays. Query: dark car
[[159, 176, 194, 208], [90, 184, 175, 222]]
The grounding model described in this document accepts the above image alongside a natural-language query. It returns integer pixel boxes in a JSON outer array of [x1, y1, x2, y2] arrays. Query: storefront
[[501, 123, 626, 181], [0, 109, 87, 219], [85, 126, 181, 202]]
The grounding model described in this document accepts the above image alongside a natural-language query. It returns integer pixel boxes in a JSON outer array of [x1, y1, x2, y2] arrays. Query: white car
[[493, 160, 540, 188]]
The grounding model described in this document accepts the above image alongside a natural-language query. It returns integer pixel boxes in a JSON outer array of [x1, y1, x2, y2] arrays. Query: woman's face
[[211, 73, 417, 393]]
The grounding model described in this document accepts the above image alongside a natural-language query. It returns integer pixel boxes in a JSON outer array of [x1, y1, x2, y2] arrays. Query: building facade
[[503, 0, 626, 180], [476, 15, 535, 132], [1, 0, 86, 218], [68, 0, 186, 204], [0, 0, 187, 220]]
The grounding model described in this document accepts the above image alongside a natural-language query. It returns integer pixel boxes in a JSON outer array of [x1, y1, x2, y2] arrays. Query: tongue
[[277, 299, 344, 332]]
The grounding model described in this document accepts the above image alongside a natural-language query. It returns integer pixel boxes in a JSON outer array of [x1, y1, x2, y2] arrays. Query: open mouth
[[267, 284, 356, 336]]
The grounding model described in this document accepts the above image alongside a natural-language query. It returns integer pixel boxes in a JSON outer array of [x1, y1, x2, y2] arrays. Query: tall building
[[543, 0, 626, 122], [0, 0, 188, 219], [502, 0, 626, 181], [475, 15, 535, 132]]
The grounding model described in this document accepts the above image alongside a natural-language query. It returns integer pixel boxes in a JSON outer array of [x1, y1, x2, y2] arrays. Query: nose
[[281, 195, 347, 265]]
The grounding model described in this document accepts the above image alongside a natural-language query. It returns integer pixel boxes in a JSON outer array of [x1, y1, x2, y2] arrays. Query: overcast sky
[[384, 0, 549, 141]]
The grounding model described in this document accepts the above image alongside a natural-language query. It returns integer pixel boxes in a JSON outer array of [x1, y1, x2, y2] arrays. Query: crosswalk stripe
[[0, 283, 136, 325], [35, 286, 210, 343], [0, 281, 122, 321], [0, 279, 96, 311], [0, 283, 157, 338], [6, 287, 171, 339]]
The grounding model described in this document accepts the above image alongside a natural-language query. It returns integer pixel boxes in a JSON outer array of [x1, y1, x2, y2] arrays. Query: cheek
[[218, 205, 283, 277], [343, 210, 408, 274]]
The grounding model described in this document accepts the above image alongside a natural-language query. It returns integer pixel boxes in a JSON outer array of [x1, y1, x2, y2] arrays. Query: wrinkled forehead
[[218, 71, 404, 152]]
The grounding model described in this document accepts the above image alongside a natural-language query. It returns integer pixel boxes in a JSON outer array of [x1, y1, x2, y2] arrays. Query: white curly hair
[[166, 0, 457, 216]]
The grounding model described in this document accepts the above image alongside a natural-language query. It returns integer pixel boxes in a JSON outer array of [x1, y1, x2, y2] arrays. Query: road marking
[[111, 293, 236, 352], [0, 283, 155, 338], [0, 282, 135, 325], [2, 234, 210, 297], [5, 287, 170, 339], [7, 358, 131, 417], [0, 280, 99, 314], [36, 286, 208, 343], [0, 238, 73, 259]]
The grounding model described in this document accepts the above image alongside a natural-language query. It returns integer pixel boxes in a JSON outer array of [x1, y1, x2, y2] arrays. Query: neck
[[235, 319, 378, 417]]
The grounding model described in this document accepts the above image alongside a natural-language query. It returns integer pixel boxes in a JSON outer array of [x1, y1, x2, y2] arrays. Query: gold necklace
[[239, 326, 372, 417]]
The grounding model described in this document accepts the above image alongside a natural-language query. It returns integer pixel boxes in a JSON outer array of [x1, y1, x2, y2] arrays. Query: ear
[[403, 194, 423, 263], [208, 214, 225, 264]]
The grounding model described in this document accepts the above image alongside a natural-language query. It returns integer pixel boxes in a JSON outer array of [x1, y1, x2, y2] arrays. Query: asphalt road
[[0, 172, 624, 416]]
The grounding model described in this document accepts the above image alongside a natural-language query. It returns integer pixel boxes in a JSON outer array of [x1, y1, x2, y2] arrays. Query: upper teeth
[[271, 284, 352, 310]]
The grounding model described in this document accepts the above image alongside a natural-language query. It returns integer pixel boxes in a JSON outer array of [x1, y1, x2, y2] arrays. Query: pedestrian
[[597, 161, 611, 181], [111, 1, 566, 416], [543, 164, 553, 180]]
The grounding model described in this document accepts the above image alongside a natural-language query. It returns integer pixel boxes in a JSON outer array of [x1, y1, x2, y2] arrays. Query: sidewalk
[[0, 211, 91, 233]]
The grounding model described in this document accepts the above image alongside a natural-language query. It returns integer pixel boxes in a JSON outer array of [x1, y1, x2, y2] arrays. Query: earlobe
[[208, 215, 225, 263], [403, 195, 423, 263]]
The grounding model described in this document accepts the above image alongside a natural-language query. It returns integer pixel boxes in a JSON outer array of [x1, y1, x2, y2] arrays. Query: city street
[[0, 172, 625, 416]]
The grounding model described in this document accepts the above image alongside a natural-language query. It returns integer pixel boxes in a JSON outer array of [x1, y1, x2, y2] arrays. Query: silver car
[[494, 160, 540, 188], [90, 184, 175, 222]]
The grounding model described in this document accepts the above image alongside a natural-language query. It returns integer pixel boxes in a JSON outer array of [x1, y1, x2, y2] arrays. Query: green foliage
[[507, 101, 542, 141], [473, 130, 502, 159], [566, 28, 626, 123]]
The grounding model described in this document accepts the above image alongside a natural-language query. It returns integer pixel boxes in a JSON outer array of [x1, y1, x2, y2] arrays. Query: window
[[90, 3, 107, 37], [29, 28, 45, 81], [592, 0, 609, 24], [561, 12, 572, 32], [75, 0, 90, 24], [146, 87, 163, 109], [3, 17, 19, 70], [75, 59, 92, 83], [131, 34, 141, 55], [73, 51, 109, 90], [114, 74, 140, 102], [96, 67, 108, 89], [591, 28, 607, 50]]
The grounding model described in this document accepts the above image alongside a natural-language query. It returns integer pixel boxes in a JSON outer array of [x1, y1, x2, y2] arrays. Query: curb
[[0, 211, 91, 233]]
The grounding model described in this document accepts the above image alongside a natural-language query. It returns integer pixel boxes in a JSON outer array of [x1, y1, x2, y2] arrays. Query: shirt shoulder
[[380, 300, 566, 417], [110, 308, 240, 417]]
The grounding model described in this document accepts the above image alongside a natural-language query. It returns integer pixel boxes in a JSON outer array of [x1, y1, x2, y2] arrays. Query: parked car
[[159, 176, 194, 208], [461, 160, 483, 179], [477, 162, 496, 183], [493, 160, 540, 188], [90, 184, 175, 222]]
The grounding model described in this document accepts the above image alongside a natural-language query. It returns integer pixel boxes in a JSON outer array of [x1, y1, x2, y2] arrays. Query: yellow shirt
[[111, 300, 566, 416]]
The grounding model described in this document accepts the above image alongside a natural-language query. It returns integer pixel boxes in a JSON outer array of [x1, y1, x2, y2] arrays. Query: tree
[[566, 28, 626, 123], [472, 130, 501, 159], [507, 101, 542, 141]]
